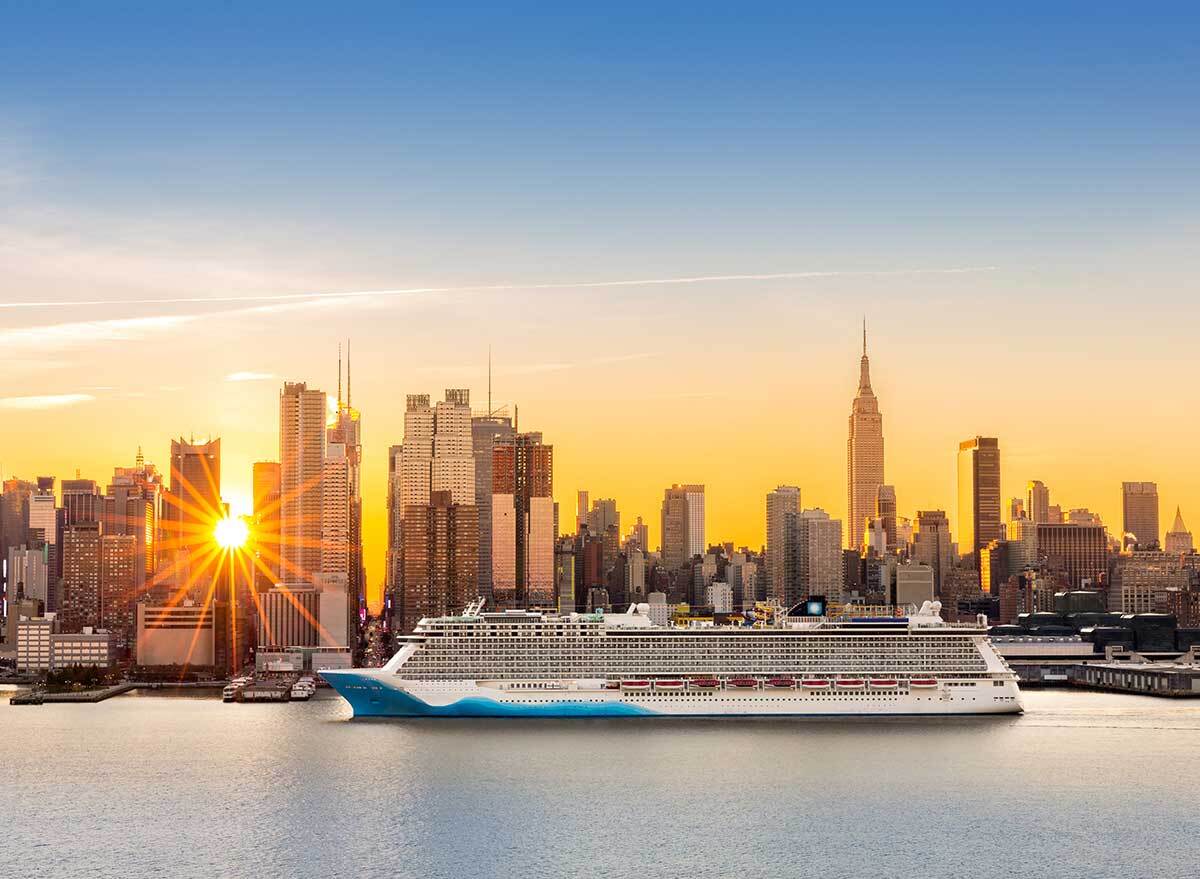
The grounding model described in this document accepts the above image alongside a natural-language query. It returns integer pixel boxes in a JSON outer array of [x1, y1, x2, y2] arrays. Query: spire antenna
[[862, 316, 867, 356], [488, 345, 492, 416], [337, 342, 343, 408], [346, 339, 352, 407]]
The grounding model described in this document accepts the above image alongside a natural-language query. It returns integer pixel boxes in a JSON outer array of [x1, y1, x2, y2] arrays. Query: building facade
[[957, 436, 1003, 561], [1121, 481, 1160, 550], [912, 510, 953, 594], [1165, 507, 1193, 554], [796, 508, 843, 602], [60, 522, 101, 633], [766, 486, 802, 607], [471, 413, 514, 602], [491, 432, 554, 609], [397, 491, 478, 634], [167, 438, 221, 551], [661, 484, 705, 570], [1037, 522, 1107, 589], [280, 383, 326, 585], [847, 326, 884, 550]]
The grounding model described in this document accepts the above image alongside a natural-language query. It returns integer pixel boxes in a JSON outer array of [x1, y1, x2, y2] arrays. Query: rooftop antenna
[[862, 316, 867, 356], [337, 342, 343, 408], [487, 345, 492, 416], [136, 445, 144, 468], [346, 338, 351, 407], [514, 403, 519, 433]]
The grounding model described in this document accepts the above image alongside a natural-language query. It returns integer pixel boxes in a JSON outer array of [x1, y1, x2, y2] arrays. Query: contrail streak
[[0, 266, 998, 310]]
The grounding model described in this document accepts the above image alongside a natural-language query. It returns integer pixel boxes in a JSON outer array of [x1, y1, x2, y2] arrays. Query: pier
[[1068, 652, 1200, 698], [8, 681, 226, 706]]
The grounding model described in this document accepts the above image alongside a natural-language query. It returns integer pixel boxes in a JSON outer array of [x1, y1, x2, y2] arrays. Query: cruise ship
[[323, 600, 1023, 718]]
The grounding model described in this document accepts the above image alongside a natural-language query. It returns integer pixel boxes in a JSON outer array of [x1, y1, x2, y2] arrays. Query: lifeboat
[[728, 677, 759, 689], [620, 680, 651, 691], [909, 678, 938, 688], [767, 677, 796, 689], [801, 679, 831, 689], [689, 678, 720, 690], [654, 680, 685, 690], [836, 679, 865, 689], [604, 682, 621, 690], [869, 679, 899, 689]]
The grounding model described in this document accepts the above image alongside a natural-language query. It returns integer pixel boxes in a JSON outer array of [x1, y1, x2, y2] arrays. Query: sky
[[3, 3, 1200, 607]]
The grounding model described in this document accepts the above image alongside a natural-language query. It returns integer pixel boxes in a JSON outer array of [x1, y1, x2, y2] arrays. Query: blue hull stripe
[[324, 672, 656, 718]]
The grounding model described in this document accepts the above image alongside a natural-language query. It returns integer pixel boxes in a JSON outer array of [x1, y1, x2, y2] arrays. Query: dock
[[1068, 652, 1200, 698], [8, 680, 225, 705]]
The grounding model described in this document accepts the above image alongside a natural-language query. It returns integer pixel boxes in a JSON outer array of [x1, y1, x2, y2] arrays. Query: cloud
[[225, 371, 276, 382], [0, 267, 1000, 311], [417, 351, 658, 376], [0, 314, 196, 352], [0, 393, 95, 410]]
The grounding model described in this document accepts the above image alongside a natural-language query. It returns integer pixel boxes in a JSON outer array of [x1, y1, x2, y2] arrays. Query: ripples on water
[[3, 689, 1198, 879]]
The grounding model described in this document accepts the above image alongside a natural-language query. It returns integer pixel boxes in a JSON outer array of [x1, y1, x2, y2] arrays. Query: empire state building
[[847, 323, 884, 550]]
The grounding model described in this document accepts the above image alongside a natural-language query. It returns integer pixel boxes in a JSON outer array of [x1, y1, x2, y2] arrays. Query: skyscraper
[[396, 391, 475, 513], [279, 383, 326, 584], [1006, 516, 1038, 572], [28, 477, 59, 603], [1037, 522, 1107, 589], [472, 411, 514, 601], [661, 484, 705, 570], [386, 443, 403, 608], [100, 533, 137, 657], [847, 323, 884, 550], [795, 509, 843, 602], [391, 391, 477, 629], [1121, 481, 1160, 550], [102, 453, 163, 592], [625, 517, 649, 554], [252, 461, 281, 590], [957, 437, 1003, 561], [164, 437, 220, 557], [875, 484, 897, 552], [321, 446, 351, 581], [1165, 508, 1193, 554], [492, 432, 554, 609], [28, 476, 57, 548], [398, 490, 478, 634], [326, 346, 365, 634], [167, 438, 221, 550], [6, 545, 48, 608], [60, 522, 101, 632], [765, 486, 802, 606], [575, 491, 589, 533], [1, 477, 34, 607], [586, 498, 620, 536], [61, 478, 101, 527], [1026, 480, 1050, 524], [912, 510, 953, 594]]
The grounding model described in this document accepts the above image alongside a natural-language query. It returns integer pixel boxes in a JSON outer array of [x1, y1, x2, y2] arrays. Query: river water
[[3, 689, 1197, 878]]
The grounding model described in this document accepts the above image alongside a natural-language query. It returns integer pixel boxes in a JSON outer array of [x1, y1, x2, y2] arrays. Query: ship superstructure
[[323, 600, 1022, 717]]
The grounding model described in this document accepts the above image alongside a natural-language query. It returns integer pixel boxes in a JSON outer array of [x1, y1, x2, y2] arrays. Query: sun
[[213, 516, 249, 550]]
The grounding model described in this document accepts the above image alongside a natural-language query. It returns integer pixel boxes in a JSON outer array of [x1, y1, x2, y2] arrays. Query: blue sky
[[5, 2, 1198, 273]]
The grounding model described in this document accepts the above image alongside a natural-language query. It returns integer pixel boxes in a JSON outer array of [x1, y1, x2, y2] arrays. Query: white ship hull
[[323, 670, 1023, 717]]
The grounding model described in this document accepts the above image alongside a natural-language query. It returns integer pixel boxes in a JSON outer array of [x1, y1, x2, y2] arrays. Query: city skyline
[[2, 328, 1191, 610]]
